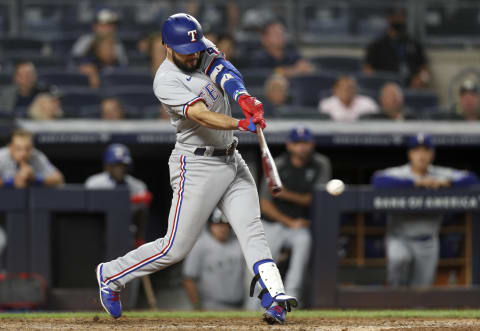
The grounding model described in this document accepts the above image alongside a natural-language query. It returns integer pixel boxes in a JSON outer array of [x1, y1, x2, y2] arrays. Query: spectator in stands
[[262, 74, 290, 117], [319, 75, 379, 122], [252, 20, 314, 77], [364, 8, 430, 88], [0, 129, 64, 188], [78, 34, 125, 88], [28, 92, 63, 120], [147, 32, 167, 74], [183, 208, 245, 310], [258, 127, 331, 303], [372, 134, 479, 287], [72, 9, 128, 66], [216, 33, 245, 69], [438, 79, 480, 121], [0, 60, 49, 116], [85, 144, 151, 247], [101, 97, 125, 120], [360, 82, 416, 120]]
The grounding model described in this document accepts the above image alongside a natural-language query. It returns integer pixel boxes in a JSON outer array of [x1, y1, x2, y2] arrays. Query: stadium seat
[[106, 86, 159, 110], [0, 72, 11, 87], [39, 71, 90, 88], [6, 55, 68, 72], [101, 71, 153, 88], [311, 56, 362, 73], [278, 106, 331, 119], [355, 72, 403, 91], [241, 68, 273, 88], [289, 73, 337, 107], [60, 90, 102, 118], [0, 38, 44, 55], [403, 89, 439, 113]]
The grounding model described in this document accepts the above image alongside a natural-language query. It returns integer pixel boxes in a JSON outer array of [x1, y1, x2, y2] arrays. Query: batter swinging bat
[[256, 125, 283, 194]]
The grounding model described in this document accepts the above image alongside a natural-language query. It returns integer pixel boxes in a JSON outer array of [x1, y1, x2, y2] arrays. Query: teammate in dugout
[[95, 13, 297, 324], [372, 133, 479, 287], [85, 144, 152, 247], [183, 208, 245, 311], [259, 127, 331, 302]]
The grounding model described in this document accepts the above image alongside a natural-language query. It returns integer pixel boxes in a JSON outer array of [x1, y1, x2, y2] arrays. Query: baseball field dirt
[[1, 310, 480, 330]]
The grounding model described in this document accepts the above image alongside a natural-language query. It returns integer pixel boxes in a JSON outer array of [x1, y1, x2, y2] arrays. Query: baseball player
[[0, 129, 64, 188], [85, 144, 151, 247], [372, 133, 479, 286], [95, 13, 297, 324], [183, 208, 245, 310]]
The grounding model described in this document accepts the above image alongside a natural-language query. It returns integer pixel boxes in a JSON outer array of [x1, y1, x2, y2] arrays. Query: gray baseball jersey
[[153, 39, 234, 148], [183, 229, 244, 306], [375, 163, 476, 286], [101, 39, 275, 298], [377, 164, 471, 237], [85, 172, 148, 197], [0, 146, 58, 180]]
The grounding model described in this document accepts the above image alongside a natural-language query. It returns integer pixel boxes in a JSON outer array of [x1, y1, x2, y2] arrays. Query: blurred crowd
[[0, 6, 478, 122]]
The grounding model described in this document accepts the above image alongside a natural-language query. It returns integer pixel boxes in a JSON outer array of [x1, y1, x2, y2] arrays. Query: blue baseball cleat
[[96, 263, 122, 319], [263, 304, 287, 325]]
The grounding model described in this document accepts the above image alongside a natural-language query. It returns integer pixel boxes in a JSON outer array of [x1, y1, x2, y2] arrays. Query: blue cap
[[408, 133, 434, 149], [288, 126, 314, 142], [162, 13, 207, 55], [104, 144, 132, 165]]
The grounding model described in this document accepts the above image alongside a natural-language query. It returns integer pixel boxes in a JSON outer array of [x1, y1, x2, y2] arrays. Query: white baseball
[[326, 179, 345, 196]]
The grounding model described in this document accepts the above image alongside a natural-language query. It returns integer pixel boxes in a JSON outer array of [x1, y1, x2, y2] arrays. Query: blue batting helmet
[[161, 13, 207, 55], [104, 144, 132, 165]]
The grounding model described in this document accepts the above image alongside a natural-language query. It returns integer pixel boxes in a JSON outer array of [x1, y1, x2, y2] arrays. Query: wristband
[[34, 175, 45, 186], [3, 176, 14, 188]]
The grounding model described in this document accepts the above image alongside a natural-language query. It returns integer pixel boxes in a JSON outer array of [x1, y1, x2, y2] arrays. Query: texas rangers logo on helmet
[[187, 30, 197, 42]]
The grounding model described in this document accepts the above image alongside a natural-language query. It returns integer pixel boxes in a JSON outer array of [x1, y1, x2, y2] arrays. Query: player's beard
[[172, 52, 201, 73]]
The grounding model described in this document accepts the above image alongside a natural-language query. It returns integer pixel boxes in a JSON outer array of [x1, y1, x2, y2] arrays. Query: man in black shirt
[[259, 126, 331, 302], [364, 8, 430, 88], [0, 60, 49, 117], [252, 21, 314, 78]]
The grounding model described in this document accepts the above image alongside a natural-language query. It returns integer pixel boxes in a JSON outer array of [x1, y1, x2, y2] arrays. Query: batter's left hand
[[237, 112, 266, 133], [238, 94, 263, 117]]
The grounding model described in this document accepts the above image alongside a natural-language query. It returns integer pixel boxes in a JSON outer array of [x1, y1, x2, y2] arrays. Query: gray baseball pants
[[101, 147, 273, 291], [386, 235, 439, 287]]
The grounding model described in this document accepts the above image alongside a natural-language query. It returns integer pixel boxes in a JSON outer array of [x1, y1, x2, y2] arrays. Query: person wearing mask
[[364, 8, 430, 88]]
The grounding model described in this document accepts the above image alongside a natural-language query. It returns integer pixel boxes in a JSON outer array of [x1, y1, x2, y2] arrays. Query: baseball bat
[[256, 125, 283, 194], [141, 275, 157, 310]]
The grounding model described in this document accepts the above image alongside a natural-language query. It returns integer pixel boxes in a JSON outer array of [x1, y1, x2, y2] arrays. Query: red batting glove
[[238, 94, 264, 117], [253, 110, 266, 130]]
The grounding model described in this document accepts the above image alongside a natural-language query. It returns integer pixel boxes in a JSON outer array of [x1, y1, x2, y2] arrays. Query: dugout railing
[[312, 186, 480, 308]]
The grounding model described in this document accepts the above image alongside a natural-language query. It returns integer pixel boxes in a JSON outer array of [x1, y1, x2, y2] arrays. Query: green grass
[[0, 310, 479, 319]]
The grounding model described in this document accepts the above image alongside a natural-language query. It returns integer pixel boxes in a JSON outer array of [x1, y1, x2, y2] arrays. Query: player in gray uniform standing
[[372, 133, 478, 287], [96, 13, 297, 324], [183, 208, 245, 310]]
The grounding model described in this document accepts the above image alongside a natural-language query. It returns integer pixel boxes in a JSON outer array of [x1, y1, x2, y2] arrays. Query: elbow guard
[[206, 57, 247, 101]]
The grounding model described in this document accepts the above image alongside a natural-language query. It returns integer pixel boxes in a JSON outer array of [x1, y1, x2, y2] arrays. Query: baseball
[[326, 179, 345, 196]]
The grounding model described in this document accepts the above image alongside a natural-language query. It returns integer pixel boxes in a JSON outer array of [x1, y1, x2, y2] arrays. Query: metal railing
[[1, 0, 480, 47]]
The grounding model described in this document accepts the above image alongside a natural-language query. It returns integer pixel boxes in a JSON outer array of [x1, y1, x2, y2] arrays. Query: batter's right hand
[[237, 116, 257, 133]]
